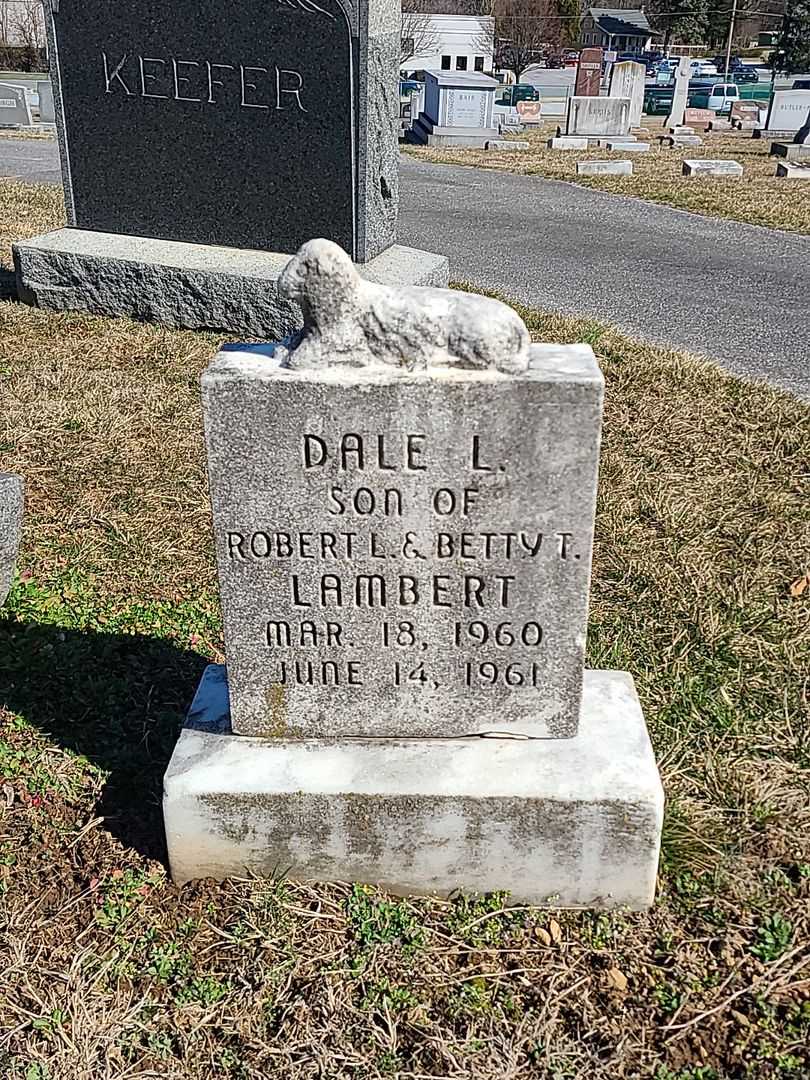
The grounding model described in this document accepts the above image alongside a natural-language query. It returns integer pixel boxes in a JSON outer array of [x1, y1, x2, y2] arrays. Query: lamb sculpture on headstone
[[277, 239, 530, 373]]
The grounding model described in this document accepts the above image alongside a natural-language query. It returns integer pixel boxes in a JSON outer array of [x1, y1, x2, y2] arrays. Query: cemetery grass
[[0, 202, 809, 1080], [404, 124, 810, 235]]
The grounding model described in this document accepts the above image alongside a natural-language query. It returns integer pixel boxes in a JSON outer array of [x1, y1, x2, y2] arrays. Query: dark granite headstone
[[575, 48, 603, 97], [45, 0, 399, 261]]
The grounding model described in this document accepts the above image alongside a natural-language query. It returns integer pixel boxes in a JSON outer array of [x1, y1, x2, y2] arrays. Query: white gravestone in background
[[665, 56, 691, 129], [766, 90, 810, 133], [37, 81, 55, 123], [566, 96, 631, 137], [0, 83, 32, 127], [609, 61, 646, 128]]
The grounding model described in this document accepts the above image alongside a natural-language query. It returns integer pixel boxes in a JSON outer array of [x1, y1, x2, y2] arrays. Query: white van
[[706, 82, 739, 111]]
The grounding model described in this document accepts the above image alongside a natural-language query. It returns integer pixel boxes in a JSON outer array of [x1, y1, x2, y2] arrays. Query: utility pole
[[723, 0, 739, 78]]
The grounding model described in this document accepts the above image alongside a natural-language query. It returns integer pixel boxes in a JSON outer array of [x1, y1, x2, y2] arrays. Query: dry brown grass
[[405, 121, 810, 234], [0, 179, 63, 267], [0, 183, 809, 1079]]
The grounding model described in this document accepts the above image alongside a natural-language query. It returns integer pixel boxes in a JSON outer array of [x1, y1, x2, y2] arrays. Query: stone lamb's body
[[277, 239, 530, 373]]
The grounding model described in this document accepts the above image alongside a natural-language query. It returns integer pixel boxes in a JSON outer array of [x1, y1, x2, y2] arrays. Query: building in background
[[579, 7, 653, 53], [402, 0, 495, 75]]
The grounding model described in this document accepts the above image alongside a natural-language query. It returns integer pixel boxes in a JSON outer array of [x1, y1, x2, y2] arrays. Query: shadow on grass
[[0, 267, 17, 300], [0, 617, 208, 862]]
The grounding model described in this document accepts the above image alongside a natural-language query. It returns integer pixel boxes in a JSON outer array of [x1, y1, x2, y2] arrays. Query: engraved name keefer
[[101, 52, 307, 112]]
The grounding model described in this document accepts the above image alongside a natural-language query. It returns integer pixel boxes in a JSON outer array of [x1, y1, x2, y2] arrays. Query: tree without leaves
[[401, 0, 442, 65], [486, 0, 556, 80]]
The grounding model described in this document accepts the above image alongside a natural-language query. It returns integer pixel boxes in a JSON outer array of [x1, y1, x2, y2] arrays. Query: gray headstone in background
[[203, 292, 603, 739], [0, 474, 24, 606], [37, 80, 55, 123], [43, 0, 399, 262], [609, 61, 645, 128], [0, 83, 33, 127], [410, 71, 499, 147], [665, 55, 691, 129], [566, 96, 631, 137]]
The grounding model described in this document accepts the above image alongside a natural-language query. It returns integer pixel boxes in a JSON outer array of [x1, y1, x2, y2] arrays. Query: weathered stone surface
[[682, 159, 743, 177], [164, 664, 664, 909], [0, 473, 24, 606], [275, 240, 529, 372], [609, 61, 645, 128], [576, 159, 633, 176], [669, 125, 695, 135], [661, 134, 703, 148], [770, 142, 810, 161], [43, 0, 399, 262], [203, 339, 603, 739], [0, 82, 32, 127], [708, 119, 732, 131], [664, 55, 691, 129], [484, 139, 529, 150], [548, 136, 588, 150], [775, 161, 810, 179], [602, 140, 650, 152], [566, 96, 631, 137], [14, 229, 449, 338]]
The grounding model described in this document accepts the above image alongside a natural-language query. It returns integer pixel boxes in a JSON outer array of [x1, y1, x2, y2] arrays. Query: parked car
[[690, 59, 718, 77], [495, 83, 539, 107], [732, 68, 759, 84]]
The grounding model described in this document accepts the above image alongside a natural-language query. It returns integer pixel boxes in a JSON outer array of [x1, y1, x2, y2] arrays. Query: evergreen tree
[[772, 0, 810, 73]]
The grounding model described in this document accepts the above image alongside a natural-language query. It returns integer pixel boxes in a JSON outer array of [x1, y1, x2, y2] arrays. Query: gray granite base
[[0, 473, 24, 606], [13, 229, 450, 339], [409, 115, 499, 148], [163, 665, 664, 909]]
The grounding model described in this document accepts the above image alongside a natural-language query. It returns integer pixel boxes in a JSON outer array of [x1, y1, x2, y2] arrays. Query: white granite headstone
[[609, 61, 645, 128], [665, 56, 691, 129], [566, 96, 631, 137], [765, 90, 810, 133]]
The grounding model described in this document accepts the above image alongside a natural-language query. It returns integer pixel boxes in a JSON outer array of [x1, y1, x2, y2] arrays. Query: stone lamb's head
[[278, 239, 360, 324]]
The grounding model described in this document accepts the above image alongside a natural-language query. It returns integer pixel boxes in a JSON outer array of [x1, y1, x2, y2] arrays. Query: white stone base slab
[[682, 159, 744, 177], [163, 666, 664, 909], [13, 229, 450, 339], [775, 162, 810, 179], [577, 160, 633, 176]]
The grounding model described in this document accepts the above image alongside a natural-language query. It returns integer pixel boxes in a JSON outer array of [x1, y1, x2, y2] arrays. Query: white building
[[402, 12, 495, 76]]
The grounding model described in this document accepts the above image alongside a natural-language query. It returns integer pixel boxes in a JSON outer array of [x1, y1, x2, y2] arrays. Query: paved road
[[2, 137, 808, 395], [0, 137, 62, 184], [398, 156, 810, 397]]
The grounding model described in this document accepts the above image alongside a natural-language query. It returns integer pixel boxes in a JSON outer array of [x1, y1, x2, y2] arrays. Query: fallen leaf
[[534, 927, 551, 946], [789, 574, 809, 597], [2, 783, 13, 808], [606, 966, 628, 992], [549, 918, 562, 944]]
